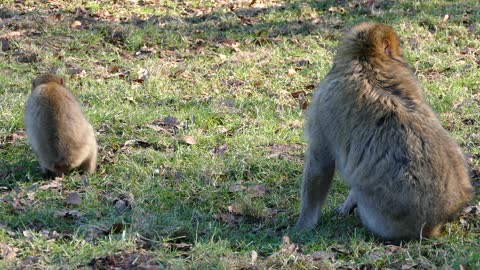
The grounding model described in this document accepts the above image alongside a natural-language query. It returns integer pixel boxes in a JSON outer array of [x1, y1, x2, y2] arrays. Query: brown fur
[[295, 23, 474, 240], [25, 74, 97, 177]]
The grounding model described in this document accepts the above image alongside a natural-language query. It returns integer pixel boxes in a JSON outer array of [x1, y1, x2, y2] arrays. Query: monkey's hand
[[335, 190, 357, 216]]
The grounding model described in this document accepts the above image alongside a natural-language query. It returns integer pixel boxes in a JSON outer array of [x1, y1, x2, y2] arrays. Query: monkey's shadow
[[0, 157, 45, 188]]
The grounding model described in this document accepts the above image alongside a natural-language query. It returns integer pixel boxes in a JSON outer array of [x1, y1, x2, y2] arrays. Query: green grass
[[0, 0, 479, 268]]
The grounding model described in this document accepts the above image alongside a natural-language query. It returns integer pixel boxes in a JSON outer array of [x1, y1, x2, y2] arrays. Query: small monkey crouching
[[25, 74, 97, 177]]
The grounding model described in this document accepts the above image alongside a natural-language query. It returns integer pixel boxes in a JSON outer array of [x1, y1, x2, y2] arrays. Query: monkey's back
[[308, 63, 473, 235], [25, 83, 96, 172]]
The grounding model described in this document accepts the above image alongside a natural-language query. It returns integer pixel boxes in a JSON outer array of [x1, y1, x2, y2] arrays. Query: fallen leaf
[[111, 223, 127, 234], [3, 130, 25, 144], [181, 135, 196, 145], [213, 213, 241, 225], [247, 184, 268, 198], [310, 251, 335, 261], [228, 204, 241, 214], [135, 68, 148, 83], [251, 250, 258, 265], [291, 91, 306, 99], [114, 199, 128, 212], [66, 192, 82, 205], [0, 31, 24, 39], [0, 243, 17, 260], [228, 183, 245, 193], [442, 14, 449, 23], [288, 67, 296, 77], [39, 178, 62, 190], [210, 144, 227, 156], [54, 210, 82, 218], [0, 38, 10, 51], [71, 20, 82, 28]]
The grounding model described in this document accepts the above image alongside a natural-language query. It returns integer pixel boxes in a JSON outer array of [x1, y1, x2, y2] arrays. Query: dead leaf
[[114, 199, 128, 212], [3, 130, 25, 144], [111, 223, 127, 234], [71, 20, 82, 28], [281, 235, 303, 254], [310, 251, 335, 261], [221, 39, 241, 52], [39, 178, 62, 190], [251, 250, 258, 265], [89, 251, 163, 269], [0, 31, 24, 39], [54, 210, 82, 218], [288, 68, 296, 77], [136, 68, 148, 83], [247, 184, 268, 198], [66, 192, 82, 205], [442, 14, 449, 23], [0, 243, 17, 260], [213, 213, 241, 225], [291, 91, 306, 99], [181, 135, 196, 145], [210, 144, 227, 156], [266, 143, 303, 160], [0, 38, 10, 51], [228, 183, 245, 193], [123, 139, 152, 148], [228, 204, 241, 214]]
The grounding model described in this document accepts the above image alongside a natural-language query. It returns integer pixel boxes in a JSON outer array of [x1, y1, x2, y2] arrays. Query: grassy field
[[0, 0, 479, 268]]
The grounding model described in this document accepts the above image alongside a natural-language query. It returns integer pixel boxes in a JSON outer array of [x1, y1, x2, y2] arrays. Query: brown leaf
[[291, 91, 306, 99], [310, 251, 335, 261], [228, 183, 245, 193], [287, 67, 296, 77], [0, 31, 24, 39], [0, 38, 10, 51], [181, 135, 196, 145], [54, 210, 82, 218], [247, 184, 268, 198], [136, 68, 148, 83], [0, 243, 17, 260], [39, 178, 62, 190], [111, 223, 126, 234], [213, 213, 238, 225], [3, 130, 25, 144], [228, 204, 241, 214], [210, 144, 228, 156], [66, 192, 82, 205], [114, 199, 129, 212], [71, 20, 82, 28]]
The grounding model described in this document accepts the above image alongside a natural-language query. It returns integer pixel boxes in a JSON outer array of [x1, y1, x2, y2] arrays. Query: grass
[[0, 0, 479, 268]]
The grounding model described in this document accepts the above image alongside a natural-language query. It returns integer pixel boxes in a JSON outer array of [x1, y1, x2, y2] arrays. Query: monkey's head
[[336, 22, 403, 62], [32, 74, 65, 90]]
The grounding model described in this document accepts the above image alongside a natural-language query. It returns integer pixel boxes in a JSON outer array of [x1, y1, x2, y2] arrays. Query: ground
[[0, 0, 479, 269]]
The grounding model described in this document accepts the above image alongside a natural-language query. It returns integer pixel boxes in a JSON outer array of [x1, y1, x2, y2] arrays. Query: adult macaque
[[25, 74, 97, 177], [295, 23, 474, 240]]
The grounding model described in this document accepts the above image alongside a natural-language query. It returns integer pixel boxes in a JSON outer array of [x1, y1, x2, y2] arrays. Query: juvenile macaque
[[295, 23, 474, 240], [25, 74, 97, 177]]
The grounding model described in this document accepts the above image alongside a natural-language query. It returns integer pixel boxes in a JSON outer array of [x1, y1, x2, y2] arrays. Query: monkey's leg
[[335, 189, 357, 216], [80, 149, 97, 174], [295, 150, 335, 231]]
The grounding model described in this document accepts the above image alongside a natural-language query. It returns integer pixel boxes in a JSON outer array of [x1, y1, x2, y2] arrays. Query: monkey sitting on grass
[[295, 23, 474, 240], [25, 74, 97, 177]]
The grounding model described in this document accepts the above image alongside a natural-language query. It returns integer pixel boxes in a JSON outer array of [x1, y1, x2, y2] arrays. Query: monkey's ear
[[383, 39, 392, 58]]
